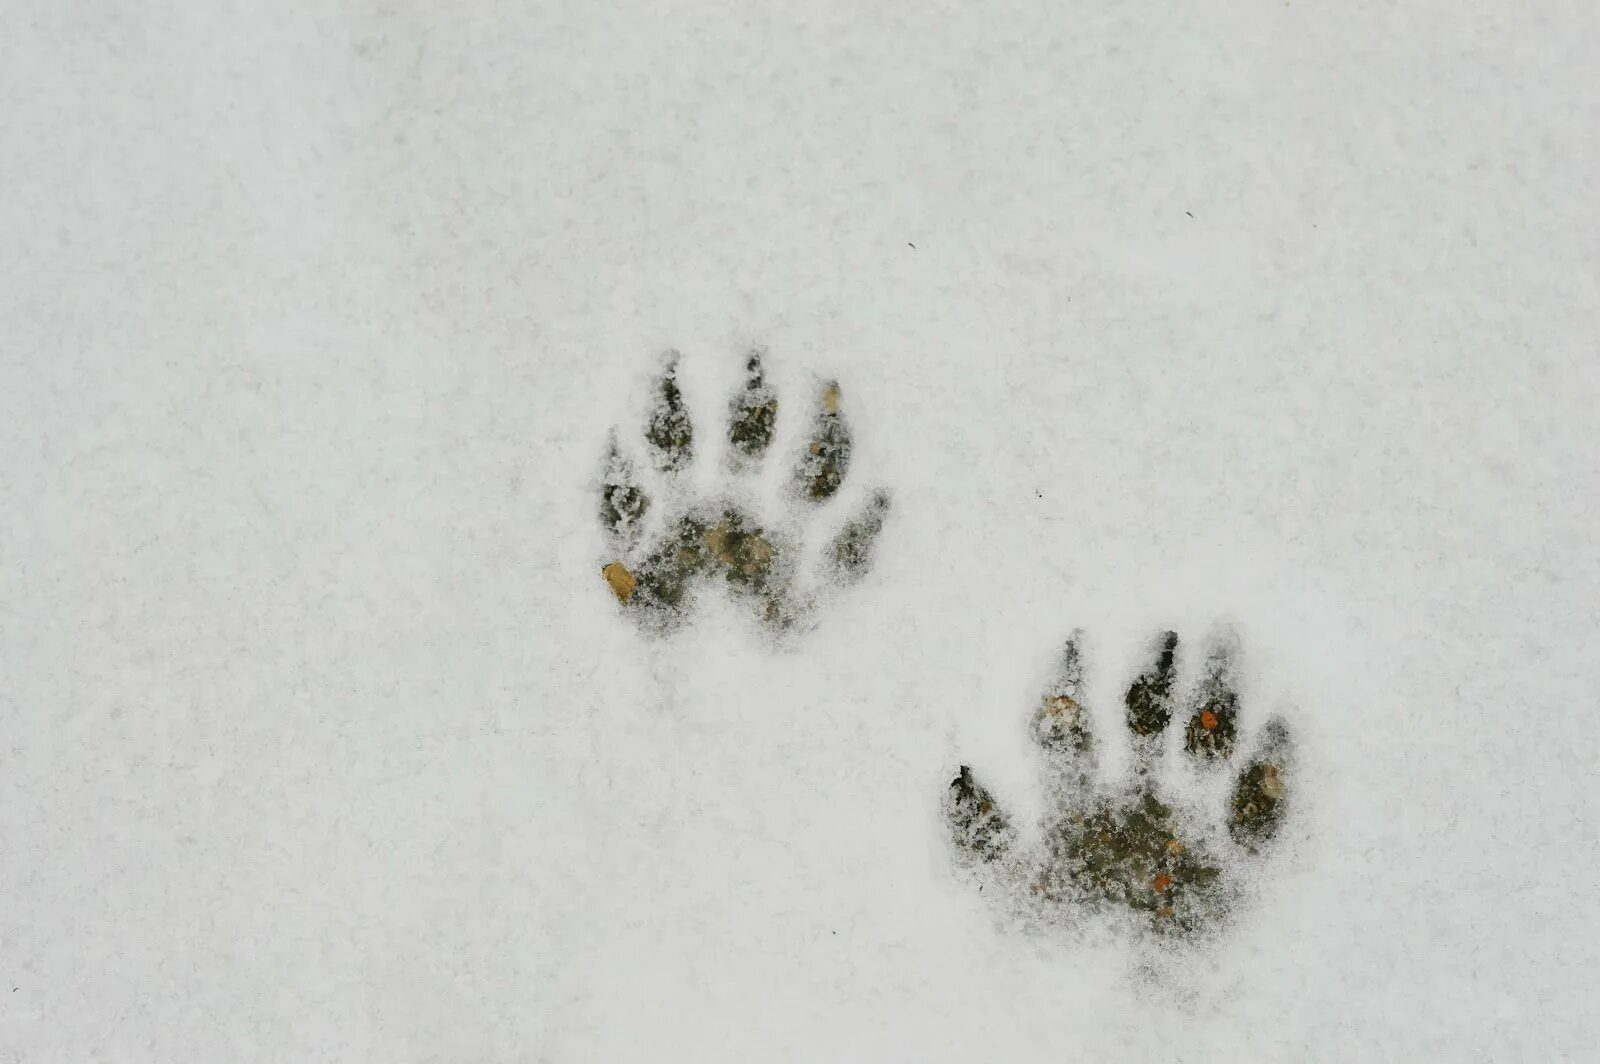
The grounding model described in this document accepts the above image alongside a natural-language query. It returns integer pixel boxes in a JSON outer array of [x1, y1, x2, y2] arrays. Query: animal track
[[945, 630, 1293, 935], [598, 350, 890, 633]]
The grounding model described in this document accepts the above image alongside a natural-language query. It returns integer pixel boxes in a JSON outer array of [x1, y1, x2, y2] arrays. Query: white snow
[[3, 2, 1598, 1060]]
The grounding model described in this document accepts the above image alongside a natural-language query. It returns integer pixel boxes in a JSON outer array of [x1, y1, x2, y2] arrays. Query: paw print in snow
[[945, 630, 1294, 935], [597, 351, 889, 633]]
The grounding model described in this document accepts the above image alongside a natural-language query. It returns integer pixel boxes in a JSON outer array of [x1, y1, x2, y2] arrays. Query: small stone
[[602, 561, 636, 602]]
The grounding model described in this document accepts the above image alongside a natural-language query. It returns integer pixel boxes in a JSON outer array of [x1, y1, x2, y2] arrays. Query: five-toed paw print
[[945, 629, 1294, 935], [597, 350, 890, 634]]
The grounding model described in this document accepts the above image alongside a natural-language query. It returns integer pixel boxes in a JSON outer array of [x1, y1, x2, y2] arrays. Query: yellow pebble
[[602, 561, 636, 602]]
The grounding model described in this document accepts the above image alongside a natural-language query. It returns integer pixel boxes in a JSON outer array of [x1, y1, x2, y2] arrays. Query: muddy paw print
[[597, 350, 890, 634], [945, 630, 1294, 935]]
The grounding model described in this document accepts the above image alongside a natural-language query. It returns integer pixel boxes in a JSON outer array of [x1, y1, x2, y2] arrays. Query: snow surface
[[3, 2, 1598, 1060]]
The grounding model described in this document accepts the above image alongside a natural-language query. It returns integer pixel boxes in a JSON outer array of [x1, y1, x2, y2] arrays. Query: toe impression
[[1184, 639, 1241, 762], [599, 435, 650, 546], [1229, 715, 1293, 849], [727, 351, 778, 467], [1124, 631, 1179, 765], [645, 355, 694, 472], [795, 380, 852, 501], [946, 766, 1014, 863]]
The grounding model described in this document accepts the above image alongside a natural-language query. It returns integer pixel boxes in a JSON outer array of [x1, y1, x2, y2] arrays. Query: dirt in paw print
[[598, 350, 890, 634], [945, 630, 1294, 936]]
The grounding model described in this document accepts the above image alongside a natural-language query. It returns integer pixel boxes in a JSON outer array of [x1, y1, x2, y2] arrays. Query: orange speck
[[1200, 710, 1219, 730], [1166, 839, 1184, 856], [1153, 873, 1174, 893]]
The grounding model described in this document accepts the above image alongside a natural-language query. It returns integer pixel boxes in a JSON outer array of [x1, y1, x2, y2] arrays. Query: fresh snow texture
[[3, 2, 1598, 1061]]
